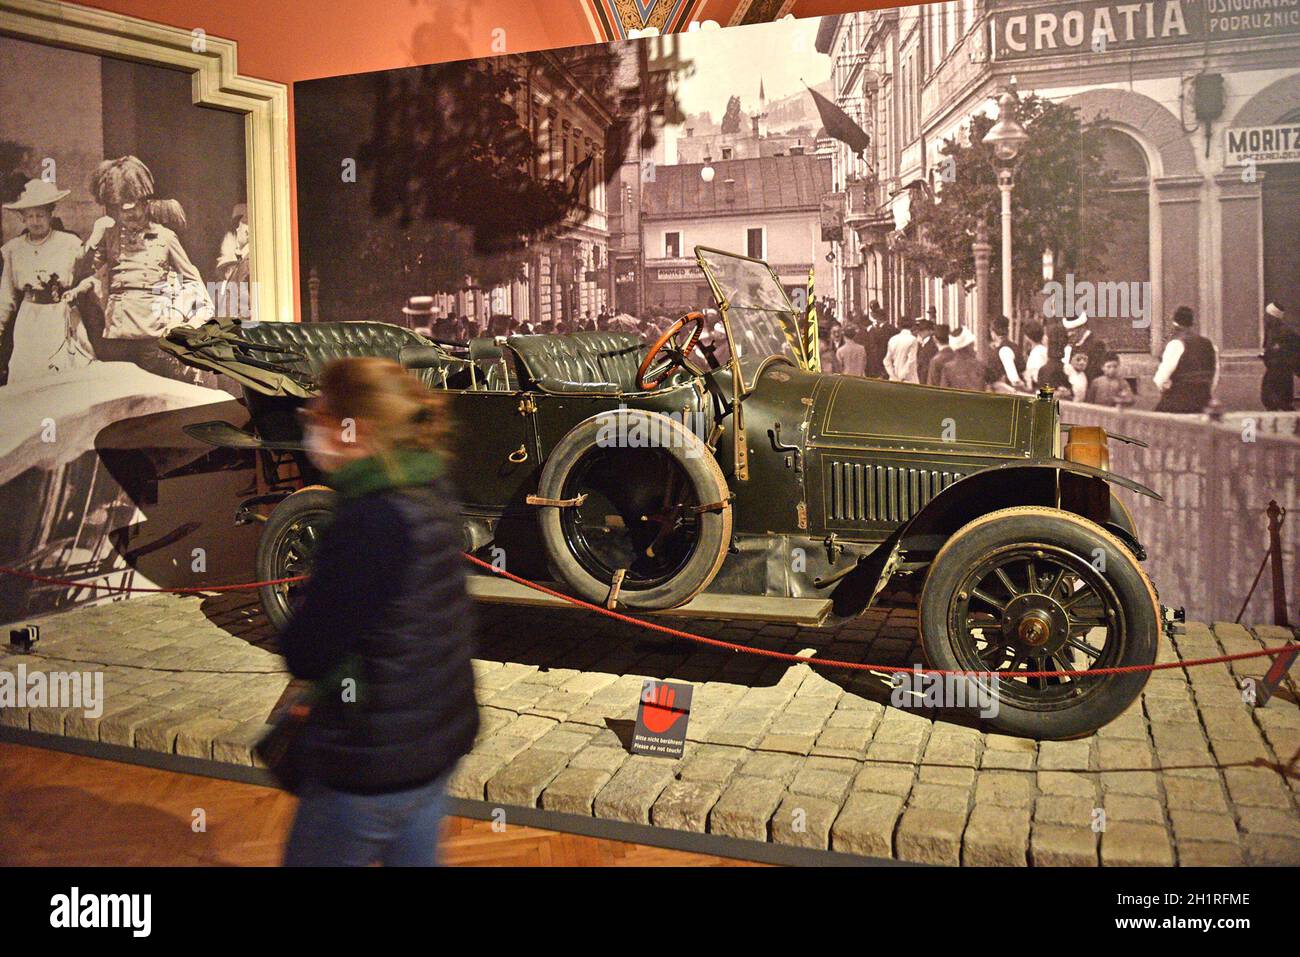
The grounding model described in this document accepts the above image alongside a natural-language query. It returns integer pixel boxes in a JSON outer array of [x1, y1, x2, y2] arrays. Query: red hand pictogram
[[642, 684, 685, 734]]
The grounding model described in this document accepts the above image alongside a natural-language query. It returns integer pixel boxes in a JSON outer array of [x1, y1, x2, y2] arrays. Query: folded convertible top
[[160, 318, 318, 398]]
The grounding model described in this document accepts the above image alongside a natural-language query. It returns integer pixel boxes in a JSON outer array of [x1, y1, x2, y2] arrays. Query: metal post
[[1267, 500, 1290, 627], [998, 168, 1014, 325], [973, 217, 992, 362]]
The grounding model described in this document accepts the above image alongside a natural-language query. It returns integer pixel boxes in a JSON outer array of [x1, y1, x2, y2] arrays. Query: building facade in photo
[[301, 48, 618, 332], [638, 153, 834, 312], [484, 49, 614, 329], [819, 1, 1300, 408]]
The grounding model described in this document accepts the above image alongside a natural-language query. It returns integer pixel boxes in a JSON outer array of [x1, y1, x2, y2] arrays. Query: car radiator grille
[[827, 461, 964, 523]]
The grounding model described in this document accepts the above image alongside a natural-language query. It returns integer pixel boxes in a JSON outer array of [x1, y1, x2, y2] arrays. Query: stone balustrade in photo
[[1060, 401, 1299, 625]]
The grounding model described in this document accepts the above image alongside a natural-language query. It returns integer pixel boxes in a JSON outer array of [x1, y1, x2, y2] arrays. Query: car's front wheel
[[918, 506, 1160, 740]]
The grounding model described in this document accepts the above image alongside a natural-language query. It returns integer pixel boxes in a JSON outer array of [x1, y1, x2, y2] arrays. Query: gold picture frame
[[0, 0, 293, 323]]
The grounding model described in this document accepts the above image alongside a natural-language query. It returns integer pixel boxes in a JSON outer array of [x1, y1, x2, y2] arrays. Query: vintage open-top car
[[162, 246, 1174, 739]]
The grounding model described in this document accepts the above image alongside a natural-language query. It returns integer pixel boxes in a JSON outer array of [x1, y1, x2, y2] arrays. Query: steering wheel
[[637, 311, 708, 391]]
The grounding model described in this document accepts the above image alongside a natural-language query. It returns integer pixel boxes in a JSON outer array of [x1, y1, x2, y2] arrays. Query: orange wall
[[76, 0, 902, 317]]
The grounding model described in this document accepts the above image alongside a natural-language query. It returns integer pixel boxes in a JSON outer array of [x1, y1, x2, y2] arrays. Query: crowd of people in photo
[[817, 297, 1300, 415], [0, 155, 250, 389], [399, 289, 1300, 415], [400, 298, 643, 344], [819, 300, 1143, 406]]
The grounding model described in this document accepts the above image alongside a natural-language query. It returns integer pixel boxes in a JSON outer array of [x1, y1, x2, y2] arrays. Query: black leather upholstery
[[238, 321, 423, 373], [398, 343, 444, 369], [223, 322, 671, 396], [507, 331, 650, 394], [236, 321, 463, 389]]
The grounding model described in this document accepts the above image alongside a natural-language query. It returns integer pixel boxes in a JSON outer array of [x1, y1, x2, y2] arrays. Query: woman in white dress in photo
[[0, 179, 96, 386]]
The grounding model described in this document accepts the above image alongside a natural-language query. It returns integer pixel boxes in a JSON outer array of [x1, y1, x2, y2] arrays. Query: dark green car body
[[164, 246, 1175, 737], [164, 246, 1158, 625]]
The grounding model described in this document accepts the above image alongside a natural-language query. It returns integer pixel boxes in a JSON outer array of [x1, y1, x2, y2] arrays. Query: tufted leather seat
[[237, 321, 424, 374], [236, 320, 461, 389], [507, 331, 656, 394]]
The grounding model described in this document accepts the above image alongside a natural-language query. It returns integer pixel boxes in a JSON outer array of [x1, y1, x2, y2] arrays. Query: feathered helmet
[[89, 155, 187, 232], [90, 155, 155, 206]]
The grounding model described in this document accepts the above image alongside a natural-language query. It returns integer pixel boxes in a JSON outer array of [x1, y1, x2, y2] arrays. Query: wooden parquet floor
[[0, 743, 764, 867]]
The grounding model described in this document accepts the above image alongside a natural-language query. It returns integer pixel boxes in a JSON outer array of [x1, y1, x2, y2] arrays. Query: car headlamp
[[1063, 425, 1109, 471]]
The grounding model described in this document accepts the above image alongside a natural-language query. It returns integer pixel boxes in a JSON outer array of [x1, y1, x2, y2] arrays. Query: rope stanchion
[[2, 560, 1297, 682]]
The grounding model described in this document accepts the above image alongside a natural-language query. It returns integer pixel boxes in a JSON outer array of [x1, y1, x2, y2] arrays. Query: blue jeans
[[283, 771, 451, 866]]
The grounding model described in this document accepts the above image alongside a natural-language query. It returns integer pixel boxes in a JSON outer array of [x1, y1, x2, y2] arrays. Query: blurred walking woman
[[281, 357, 478, 866]]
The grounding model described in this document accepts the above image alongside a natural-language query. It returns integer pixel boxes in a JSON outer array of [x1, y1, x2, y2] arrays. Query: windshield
[[695, 247, 804, 385]]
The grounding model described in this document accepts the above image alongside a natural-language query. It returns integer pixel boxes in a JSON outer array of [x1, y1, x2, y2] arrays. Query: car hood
[[805, 374, 1038, 459]]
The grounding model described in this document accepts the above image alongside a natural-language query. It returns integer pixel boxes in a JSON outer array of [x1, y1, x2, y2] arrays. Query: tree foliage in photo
[[362, 60, 584, 253], [720, 95, 746, 135], [895, 96, 1135, 317]]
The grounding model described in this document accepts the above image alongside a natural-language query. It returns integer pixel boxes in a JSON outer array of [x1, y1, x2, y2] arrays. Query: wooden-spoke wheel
[[920, 507, 1159, 740], [955, 546, 1123, 707]]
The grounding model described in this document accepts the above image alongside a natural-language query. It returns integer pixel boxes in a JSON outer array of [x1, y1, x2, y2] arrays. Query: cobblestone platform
[[2, 591, 1297, 866]]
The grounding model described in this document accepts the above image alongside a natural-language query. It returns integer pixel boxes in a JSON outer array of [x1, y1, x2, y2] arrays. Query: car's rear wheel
[[256, 486, 335, 631], [535, 409, 731, 610], [919, 506, 1159, 740]]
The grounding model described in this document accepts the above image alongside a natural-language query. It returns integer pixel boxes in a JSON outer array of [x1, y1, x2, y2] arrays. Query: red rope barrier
[[0, 567, 306, 593], [457, 554, 1297, 680], [3, 560, 1296, 681]]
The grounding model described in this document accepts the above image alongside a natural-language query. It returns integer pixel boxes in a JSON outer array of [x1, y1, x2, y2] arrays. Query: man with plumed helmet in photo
[[82, 155, 213, 382], [1153, 305, 1217, 414]]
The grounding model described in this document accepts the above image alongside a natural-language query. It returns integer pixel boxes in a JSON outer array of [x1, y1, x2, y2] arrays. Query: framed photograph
[[0, 0, 291, 622]]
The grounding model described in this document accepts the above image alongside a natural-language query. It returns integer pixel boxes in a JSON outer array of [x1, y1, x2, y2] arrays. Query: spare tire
[[534, 409, 731, 610]]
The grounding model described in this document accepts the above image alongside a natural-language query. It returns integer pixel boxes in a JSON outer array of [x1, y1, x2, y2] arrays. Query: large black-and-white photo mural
[[294, 5, 1300, 625], [0, 33, 258, 625]]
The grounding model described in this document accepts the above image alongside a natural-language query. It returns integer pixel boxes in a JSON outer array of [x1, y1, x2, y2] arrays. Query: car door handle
[[508, 445, 528, 464], [768, 422, 802, 475]]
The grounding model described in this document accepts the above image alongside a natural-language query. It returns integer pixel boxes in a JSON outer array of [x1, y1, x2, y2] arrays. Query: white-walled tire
[[534, 409, 731, 610]]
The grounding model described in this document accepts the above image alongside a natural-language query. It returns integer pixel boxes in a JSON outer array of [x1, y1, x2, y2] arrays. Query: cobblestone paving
[[2, 592, 1298, 866]]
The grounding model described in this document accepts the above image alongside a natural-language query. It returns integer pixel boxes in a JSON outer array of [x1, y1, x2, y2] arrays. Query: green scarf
[[327, 448, 444, 501]]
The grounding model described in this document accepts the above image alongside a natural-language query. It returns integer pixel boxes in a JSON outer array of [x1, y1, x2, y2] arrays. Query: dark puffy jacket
[[280, 478, 478, 794]]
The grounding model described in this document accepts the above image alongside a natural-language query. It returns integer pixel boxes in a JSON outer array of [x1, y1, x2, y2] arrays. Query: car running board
[[465, 575, 833, 627]]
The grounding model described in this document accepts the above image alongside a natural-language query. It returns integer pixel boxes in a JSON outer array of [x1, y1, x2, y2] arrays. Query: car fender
[[898, 459, 1158, 553], [826, 460, 1156, 619], [952, 458, 1160, 500]]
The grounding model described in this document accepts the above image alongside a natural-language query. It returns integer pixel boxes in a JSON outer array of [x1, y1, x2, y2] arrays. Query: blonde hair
[[317, 357, 453, 460]]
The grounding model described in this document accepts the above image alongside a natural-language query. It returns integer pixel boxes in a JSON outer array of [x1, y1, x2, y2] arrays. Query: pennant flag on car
[[804, 266, 820, 372], [807, 85, 871, 159]]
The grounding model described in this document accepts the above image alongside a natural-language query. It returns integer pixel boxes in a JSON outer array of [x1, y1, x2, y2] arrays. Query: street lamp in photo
[[982, 89, 1029, 330]]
